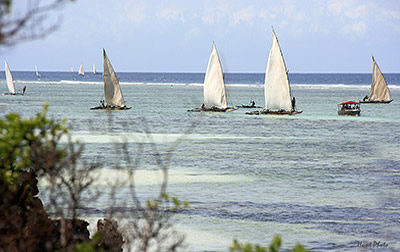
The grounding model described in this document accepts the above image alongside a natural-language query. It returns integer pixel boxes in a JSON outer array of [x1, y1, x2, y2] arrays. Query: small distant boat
[[93, 64, 97, 74], [188, 42, 237, 112], [360, 56, 392, 103], [236, 101, 262, 108], [337, 101, 361, 116], [35, 65, 41, 78], [90, 49, 131, 110], [247, 28, 302, 115], [4, 60, 26, 95], [78, 64, 84, 76], [71, 67, 74, 72]]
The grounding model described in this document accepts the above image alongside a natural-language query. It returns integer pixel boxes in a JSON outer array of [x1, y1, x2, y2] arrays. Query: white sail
[[103, 49, 125, 107], [203, 42, 227, 109], [78, 64, 84, 75], [71, 67, 74, 72], [368, 56, 392, 102], [4, 61, 15, 94], [264, 29, 292, 111], [93, 64, 96, 74], [35, 65, 41, 78]]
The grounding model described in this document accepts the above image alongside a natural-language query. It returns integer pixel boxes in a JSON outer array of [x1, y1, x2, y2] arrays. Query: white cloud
[[344, 21, 367, 37], [283, 2, 296, 18], [115, 1, 147, 24], [258, 8, 269, 21], [381, 9, 400, 20], [112, 0, 397, 39], [184, 27, 201, 41], [279, 20, 289, 28], [327, 1, 368, 19], [379, 8, 400, 32], [201, 3, 230, 25], [327, 0, 351, 16], [344, 4, 367, 19], [325, 1, 371, 37], [157, 8, 184, 23], [201, 9, 215, 24], [230, 5, 256, 26]]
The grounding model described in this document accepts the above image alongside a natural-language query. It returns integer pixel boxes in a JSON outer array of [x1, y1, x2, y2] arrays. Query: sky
[[2, 0, 400, 73]]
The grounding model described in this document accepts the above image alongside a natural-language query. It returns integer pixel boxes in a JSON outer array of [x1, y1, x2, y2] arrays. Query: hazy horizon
[[5, 70, 400, 74]]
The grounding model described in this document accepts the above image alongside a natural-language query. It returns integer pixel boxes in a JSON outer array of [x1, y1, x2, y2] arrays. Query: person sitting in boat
[[251, 100, 255, 106], [100, 100, 105, 107], [201, 103, 205, 110], [363, 95, 368, 101], [210, 106, 222, 111]]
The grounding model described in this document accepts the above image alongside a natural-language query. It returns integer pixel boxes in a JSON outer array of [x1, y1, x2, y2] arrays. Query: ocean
[[1, 71, 400, 251]]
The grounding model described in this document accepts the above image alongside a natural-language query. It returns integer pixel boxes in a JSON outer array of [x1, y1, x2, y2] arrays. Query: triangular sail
[[368, 56, 392, 102], [93, 64, 96, 74], [78, 64, 84, 75], [4, 61, 15, 94], [103, 49, 125, 107], [264, 29, 292, 111], [35, 65, 41, 78], [203, 42, 227, 109]]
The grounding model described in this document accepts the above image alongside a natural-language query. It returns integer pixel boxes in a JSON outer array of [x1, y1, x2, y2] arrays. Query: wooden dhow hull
[[188, 107, 237, 112], [246, 110, 302, 115], [359, 100, 392, 104], [3, 93, 24, 95], [90, 106, 131, 110], [236, 105, 262, 108]]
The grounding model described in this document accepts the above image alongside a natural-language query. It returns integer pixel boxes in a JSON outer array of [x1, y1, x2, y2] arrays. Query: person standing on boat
[[22, 86, 26, 94], [291, 97, 296, 111]]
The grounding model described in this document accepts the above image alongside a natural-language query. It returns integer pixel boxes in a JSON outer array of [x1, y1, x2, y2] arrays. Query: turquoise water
[[1, 72, 400, 251]]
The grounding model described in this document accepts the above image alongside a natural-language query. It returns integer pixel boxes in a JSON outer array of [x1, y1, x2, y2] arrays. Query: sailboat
[[90, 49, 131, 110], [3, 60, 26, 95], [78, 64, 84, 76], [188, 42, 236, 112], [360, 56, 393, 103], [247, 28, 301, 115], [35, 65, 41, 78], [93, 64, 97, 74]]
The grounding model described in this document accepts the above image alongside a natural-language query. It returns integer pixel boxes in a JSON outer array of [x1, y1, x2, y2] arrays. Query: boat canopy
[[337, 101, 360, 105]]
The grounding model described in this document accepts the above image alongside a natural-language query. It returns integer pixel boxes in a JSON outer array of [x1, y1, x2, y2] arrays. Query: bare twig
[[0, 0, 72, 45], [112, 116, 199, 252]]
